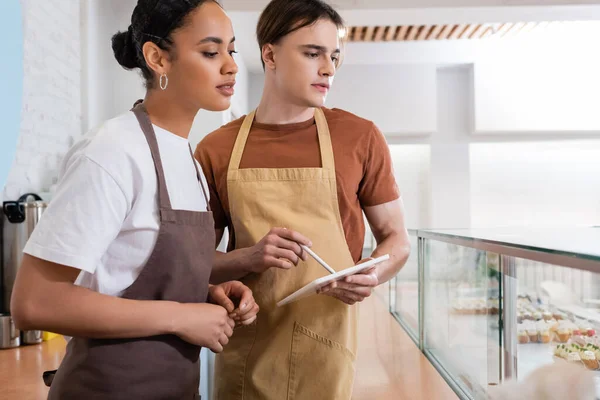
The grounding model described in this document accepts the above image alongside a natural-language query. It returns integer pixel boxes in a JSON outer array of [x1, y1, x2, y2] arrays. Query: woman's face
[[166, 1, 238, 111], [269, 19, 341, 108]]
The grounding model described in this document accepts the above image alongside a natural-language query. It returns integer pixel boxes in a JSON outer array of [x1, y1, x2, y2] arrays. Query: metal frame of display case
[[389, 229, 421, 345], [391, 228, 600, 400]]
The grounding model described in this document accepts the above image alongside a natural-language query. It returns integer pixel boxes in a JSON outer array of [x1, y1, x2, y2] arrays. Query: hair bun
[[112, 26, 139, 69]]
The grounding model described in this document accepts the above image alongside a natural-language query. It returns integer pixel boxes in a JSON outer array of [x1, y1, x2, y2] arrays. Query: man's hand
[[317, 259, 379, 305], [245, 228, 312, 273], [208, 281, 259, 326]]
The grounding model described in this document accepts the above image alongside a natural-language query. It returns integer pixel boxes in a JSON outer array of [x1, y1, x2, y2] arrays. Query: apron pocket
[[287, 322, 355, 400]]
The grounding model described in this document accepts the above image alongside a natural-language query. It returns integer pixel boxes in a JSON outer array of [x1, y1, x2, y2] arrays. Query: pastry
[[557, 327, 571, 343], [540, 329, 551, 344], [554, 344, 562, 357], [533, 312, 543, 321], [542, 311, 553, 321], [528, 329, 538, 343], [586, 344, 600, 360], [582, 351, 599, 370], [518, 329, 529, 344], [572, 335, 588, 346], [555, 344, 571, 359], [476, 303, 486, 315], [588, 328, 596, 337], [567, 351, 582, 363], [489, 299, 499, 315], [554, 312, 564, 320]]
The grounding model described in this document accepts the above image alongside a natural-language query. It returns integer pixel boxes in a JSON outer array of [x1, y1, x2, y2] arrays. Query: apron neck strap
[[228, 108, 335, 172], [313, 108, 335, 171], [131, 101, 173, 211], [131, 101, 211, 212], [187, 145, 211, 211]]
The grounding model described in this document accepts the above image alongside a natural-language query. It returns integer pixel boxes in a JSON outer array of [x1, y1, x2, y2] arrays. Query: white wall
[[472, 23, 600, 133], [388, 145, 431, 229], [470, 140, 600, 227], [86, 0, 250, 151], [85, 0, 143, 130], [430, 67, 472, 229], [474, 57, 600, 132], [248, 72, 264, 111], [326, 65, 437, 135], [4, 0, 83, 201]]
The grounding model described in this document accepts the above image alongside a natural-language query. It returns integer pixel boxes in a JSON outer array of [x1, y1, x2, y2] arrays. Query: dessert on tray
[[553, 343, 600, 371]]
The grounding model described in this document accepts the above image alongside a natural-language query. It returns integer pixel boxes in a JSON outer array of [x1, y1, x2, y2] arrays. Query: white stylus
[[301, 245, 336, 275]]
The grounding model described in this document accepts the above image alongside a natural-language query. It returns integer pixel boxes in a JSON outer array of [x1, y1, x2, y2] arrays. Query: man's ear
[[262, 43, 277, 71]]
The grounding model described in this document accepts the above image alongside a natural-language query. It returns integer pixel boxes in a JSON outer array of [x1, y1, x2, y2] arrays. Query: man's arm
[[319, 198, 410, 305], [364, 198, 411, 283], [210, 228, 252, 284], [209, 227, 312, 285]]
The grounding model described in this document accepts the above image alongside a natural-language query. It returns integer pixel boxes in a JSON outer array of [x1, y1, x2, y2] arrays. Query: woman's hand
[[209, 281, 259, 326]]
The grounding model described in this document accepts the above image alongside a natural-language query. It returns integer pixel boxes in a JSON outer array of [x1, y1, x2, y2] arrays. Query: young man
[[195, 0, 410, 398]]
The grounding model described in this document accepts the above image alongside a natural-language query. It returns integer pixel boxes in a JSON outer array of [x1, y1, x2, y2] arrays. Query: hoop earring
[[159, 73, 168, 90]]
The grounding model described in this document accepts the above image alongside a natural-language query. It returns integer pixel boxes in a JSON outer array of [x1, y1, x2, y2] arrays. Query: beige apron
[[214, 108, 358, 400]]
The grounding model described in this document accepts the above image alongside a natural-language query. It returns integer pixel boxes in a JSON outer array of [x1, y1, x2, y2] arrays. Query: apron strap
[[313, 108, 335, 171], [228, 110, 256, 172], [131, 101, 173, 211], [187, 145, 211, 212], [227, 108, 335, 172]]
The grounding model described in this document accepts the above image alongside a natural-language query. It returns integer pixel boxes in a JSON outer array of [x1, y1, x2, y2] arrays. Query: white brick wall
[[3, 0, 82, 201]]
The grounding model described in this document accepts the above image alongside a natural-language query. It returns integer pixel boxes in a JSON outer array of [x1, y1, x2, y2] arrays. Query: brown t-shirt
[[194, 107, 400, 263]]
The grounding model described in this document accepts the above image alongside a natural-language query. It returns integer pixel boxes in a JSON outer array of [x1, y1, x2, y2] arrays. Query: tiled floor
[[352, 284, 458, 400]]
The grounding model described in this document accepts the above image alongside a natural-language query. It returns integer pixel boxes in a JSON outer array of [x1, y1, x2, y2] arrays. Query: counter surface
[[0, 335, 66, 400]]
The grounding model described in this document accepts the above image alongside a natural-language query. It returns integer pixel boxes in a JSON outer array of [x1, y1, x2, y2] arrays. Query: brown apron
[[46, 101, 215, 400], [214, 108, 358, 400]]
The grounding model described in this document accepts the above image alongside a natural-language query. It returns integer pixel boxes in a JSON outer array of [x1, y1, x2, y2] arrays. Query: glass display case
[[389, 230, 420, 344], [391, 228, 600, 399]]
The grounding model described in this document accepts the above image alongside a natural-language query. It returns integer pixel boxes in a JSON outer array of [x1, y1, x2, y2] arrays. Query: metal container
[[0, 314, 20, 349], [21, 329, 42, 345], [2, 193, 47, 313]]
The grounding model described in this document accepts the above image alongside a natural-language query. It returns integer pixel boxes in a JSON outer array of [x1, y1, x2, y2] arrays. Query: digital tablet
[[276, 254, 390, 307]]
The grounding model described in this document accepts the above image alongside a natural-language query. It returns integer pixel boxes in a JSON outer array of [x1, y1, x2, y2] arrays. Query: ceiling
[[346, 22, 552, 42]]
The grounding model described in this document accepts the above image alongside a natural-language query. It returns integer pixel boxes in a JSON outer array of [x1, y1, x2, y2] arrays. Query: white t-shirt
[[24, 111, 210, 297]]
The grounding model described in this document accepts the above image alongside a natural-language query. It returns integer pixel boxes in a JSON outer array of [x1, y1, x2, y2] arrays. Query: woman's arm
[[12, 254, 236, 352]]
